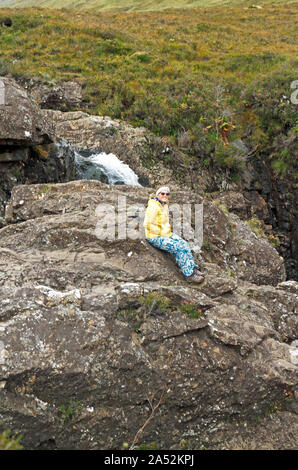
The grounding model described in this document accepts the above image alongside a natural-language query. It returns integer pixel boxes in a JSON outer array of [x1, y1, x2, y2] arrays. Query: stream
[[73, 148, 141, 186]]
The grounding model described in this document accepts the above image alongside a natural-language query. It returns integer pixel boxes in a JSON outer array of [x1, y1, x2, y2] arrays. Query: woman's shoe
[[187, 270, 205, 284]]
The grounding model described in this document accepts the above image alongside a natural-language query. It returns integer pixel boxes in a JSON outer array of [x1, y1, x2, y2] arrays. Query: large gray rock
[[0, 77, 55, 146], [3, 180, 286, 285], [0, 181, 296, 450], [0, 79, 76, 222]]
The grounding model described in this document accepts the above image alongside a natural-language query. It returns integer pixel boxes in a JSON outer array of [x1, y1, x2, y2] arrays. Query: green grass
[[1, 0, 297, 11], [0, 3, 297, 178], [0, 430, 23, 450]]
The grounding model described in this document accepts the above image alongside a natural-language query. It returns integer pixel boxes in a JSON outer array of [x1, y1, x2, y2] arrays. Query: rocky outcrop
[[0, 79, 296, 450], [0, 78, 76, 225], [242, 151, 297, 281], [0, 77, 55, 147], [209, 179, 297, 281], [0, 142, 76, 228], [0, 180, 296, 450]]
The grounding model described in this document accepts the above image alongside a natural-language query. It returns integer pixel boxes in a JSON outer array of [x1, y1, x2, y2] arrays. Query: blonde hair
[[156, 186, 170, 197]]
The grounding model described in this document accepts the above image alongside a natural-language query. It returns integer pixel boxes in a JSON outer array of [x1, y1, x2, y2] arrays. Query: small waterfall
[[74, 149, 141, 186]]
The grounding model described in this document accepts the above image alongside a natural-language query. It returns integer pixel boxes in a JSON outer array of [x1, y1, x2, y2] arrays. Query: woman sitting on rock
[[144, 186, 205, 283]]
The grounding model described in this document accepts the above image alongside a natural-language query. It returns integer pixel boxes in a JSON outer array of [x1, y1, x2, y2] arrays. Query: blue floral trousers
[[146, 233, 198, 277]]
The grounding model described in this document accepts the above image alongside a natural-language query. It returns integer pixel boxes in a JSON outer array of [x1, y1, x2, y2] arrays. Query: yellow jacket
[[144, 196, 172, 239]]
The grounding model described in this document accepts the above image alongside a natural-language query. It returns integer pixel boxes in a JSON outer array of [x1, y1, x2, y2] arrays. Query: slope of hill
[[0, 4, 297, 169], [1, 0, 297, 12], [0, 4, 297, 165]]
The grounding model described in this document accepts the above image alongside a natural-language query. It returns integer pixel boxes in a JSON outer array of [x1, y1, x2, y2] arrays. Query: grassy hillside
[[1, 0, 297, 12], [0, 4, 297, 179]]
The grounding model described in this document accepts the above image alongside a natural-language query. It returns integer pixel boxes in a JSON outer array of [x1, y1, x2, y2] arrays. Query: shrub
[[246, 217, 265, 238], [59, 400, 83, 424], [117, 292, 172, 331], [178, 300, 203, 319], [214, 144, 243, 171], [0, 57, 11, 75], [0, 430, 23, 450], [96, 39, 132, 56]]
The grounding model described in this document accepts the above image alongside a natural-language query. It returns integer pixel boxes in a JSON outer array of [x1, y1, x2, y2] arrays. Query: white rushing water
[[74, 150, 140, 186]]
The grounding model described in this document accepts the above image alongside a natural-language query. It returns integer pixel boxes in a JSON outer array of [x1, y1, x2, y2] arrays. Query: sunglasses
[[160, 192, 170, 196]]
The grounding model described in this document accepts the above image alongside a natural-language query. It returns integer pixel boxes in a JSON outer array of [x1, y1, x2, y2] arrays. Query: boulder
[[239, 283, 298, 343], [3, 181, 286, 285], [0, 77, 55, 146], [226, 213, 286, 285]]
